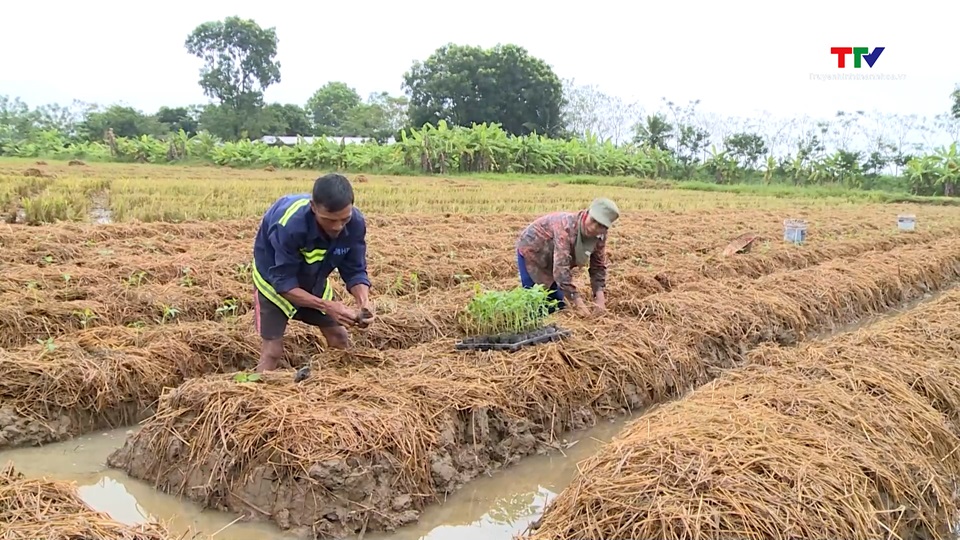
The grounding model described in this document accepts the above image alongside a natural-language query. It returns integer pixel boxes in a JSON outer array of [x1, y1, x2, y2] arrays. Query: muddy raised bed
[[454, 324, 570, 352]]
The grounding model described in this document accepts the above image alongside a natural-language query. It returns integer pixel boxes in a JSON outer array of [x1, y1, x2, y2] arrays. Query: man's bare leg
[[320, 326, 351, 349], [257, 338, 284, 372]]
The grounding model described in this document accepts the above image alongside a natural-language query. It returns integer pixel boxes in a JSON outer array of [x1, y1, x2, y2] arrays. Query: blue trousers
[[517, 251, 565, 312]]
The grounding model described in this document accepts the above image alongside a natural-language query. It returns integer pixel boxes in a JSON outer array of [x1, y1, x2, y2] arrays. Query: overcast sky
[[1, 0, 957, 123]]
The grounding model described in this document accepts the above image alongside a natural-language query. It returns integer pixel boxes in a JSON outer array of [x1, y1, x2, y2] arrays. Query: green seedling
[[234, 372, 262, 384], [462, 284, 557, 336], [157, 304, 180, 324], [179, 266, 195, 287], [36, 337, 56, 353], [73, 308, 98, 328], [235, 262, 252, 282], [127, 271, 146, 287], [216, 298, 239, 318]]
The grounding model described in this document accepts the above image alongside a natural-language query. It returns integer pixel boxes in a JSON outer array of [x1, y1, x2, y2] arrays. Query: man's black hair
[[312, 173, 354, 212]]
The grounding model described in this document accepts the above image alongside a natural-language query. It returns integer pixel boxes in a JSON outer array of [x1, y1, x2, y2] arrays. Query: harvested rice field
[[2, 158, 960, 539], [525, 287, 960, 540]]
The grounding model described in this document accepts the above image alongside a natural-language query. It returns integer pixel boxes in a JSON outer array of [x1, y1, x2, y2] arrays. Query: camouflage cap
[[588, 198, 620, 228]]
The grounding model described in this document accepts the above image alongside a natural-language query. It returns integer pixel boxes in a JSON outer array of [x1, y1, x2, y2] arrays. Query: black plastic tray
[[455, 324, 570, 352]]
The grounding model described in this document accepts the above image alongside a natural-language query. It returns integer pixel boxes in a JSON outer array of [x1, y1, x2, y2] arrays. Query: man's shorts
[[253, 289, 338, 340]]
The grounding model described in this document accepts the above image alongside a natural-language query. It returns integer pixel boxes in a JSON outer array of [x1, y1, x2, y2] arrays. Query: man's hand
[[593, 290, 606, 315], [357, 302, 376, 327], [320, 300, 360, 327], [349, 284, 375, 327], [572, 298, 592, 319]]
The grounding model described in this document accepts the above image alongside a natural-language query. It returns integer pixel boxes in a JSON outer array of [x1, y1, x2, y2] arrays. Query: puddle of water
[[365, 417, 631, 540], [0, 428, 293, 540], [0, 416, 634, 540]]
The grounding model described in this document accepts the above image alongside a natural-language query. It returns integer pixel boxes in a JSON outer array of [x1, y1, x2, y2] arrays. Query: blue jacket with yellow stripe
[[252, 193, 371, 317]]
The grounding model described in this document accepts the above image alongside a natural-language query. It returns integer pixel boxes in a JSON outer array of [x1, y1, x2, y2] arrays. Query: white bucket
[[897, 214, 916, 232], [783, 219, 807, 244]]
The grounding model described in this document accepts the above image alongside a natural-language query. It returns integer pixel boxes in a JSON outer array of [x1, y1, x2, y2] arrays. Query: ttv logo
[[830, 47, 884, 68]]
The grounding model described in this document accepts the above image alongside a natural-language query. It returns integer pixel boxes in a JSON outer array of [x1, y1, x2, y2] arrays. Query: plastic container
[[783, 219, 808, 244], [897, 214, 916, 232], [455, 324, 570, 352]]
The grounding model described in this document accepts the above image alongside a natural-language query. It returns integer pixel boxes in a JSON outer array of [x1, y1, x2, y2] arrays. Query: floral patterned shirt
[[516, 210, 608, 301]]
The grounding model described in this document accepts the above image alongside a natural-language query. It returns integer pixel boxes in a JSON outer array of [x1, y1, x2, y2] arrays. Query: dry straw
[[1, 216, 956, 302], [0, 322, 260, 448], [526, 288, 960, 540], [0, 462, 182, 540], [107, 316, 695, 537], [106, 239, 960, 537], [0, 216, 957, 350], [0, 281, 470, 449]]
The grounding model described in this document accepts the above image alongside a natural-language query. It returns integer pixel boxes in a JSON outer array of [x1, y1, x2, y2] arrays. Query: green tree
[[185, 16, 281, 139], [305, 85, 407, 140], [340, 104, 378, 137], [262, 103, 312, 136], [632, 113, 673, 151], [79, 105, 167, 141], [306, 82, 362, 135], [402, 43, 565, 137], [367, 92, 409, 135], [0, 96, 35, 136], [199, 103, 264, 140], [722, 132, 767, 168], [662, 99, 711, 169], [339, 93, 409, 142], [155, 106, 200, 137]]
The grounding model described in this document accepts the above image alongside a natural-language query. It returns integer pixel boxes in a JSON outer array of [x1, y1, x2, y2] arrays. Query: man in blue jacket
[[251, 173, 374, 372]]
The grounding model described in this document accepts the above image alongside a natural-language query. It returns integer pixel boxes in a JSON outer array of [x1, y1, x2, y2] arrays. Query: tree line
[[0, 16, 569, 144], [1, 15, 959, 195]]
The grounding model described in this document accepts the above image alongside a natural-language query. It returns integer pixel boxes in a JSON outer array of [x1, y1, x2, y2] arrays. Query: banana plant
[[7, 119, 956, 190], [931, 142, 959, 196], [703, 145, 740, 184], [762, 155, 777, 184], [115, 135, 167, 163], [905, 156, 938, 195], [461, 122, 508, 172]]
